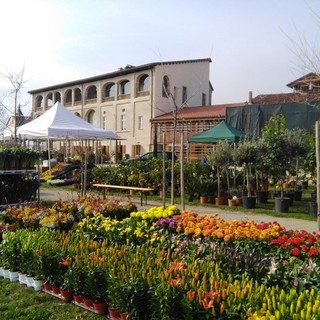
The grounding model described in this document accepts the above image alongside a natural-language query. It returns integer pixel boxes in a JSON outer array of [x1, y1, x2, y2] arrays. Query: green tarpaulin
[[188, 120, 245, 144], [226, 102, 320, 137]]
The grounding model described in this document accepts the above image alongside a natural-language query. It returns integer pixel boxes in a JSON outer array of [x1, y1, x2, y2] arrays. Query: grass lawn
[[42, 184, 317, 221], [0, 278, 104, 320]]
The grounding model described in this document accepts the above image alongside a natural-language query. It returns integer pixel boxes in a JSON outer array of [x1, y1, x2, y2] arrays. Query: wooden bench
[[92, 184, 155, 206]]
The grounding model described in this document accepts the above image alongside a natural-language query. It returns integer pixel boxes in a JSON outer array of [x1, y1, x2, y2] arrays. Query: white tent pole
[[47, 137, 51, 172]]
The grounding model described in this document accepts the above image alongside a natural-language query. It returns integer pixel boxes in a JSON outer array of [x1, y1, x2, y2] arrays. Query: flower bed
[[1, 205, 320, 319], [0, 196, 138, 235]]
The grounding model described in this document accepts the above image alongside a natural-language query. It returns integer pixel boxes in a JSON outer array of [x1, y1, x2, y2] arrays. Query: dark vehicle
[[126, 151, 177, 162]]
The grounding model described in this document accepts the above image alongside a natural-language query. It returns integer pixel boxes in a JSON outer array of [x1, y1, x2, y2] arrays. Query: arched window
[[119, 80, 130, 96], [64, 89, 72, 104], [162, 76, 170, 97], [54, 92, 61, 103], [87, 110, 97, 126], [138, 74, 150, 92], [74, 88, 82, 102], [46, 93, 53, 108], [87, 85, 97, 100], [35, 95, 43, 108], [104, 83, 115, 98]]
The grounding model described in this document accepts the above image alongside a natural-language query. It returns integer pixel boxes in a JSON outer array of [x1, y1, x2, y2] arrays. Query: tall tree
[[285, 4, 320, 74], [0, 66, 28, 141]]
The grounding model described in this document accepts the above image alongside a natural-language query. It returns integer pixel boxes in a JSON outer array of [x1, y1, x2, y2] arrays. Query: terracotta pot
[[109, 308, 121, 320], [83, 298, 94, 308], [93, 302, 107, 315], [120, 313, 132, 320], [215, 196, 224, 205], [60, 289, 73, 302], [228, 199, 236, 207], [199, 195, 207, 204], [52, 286, 61, 295], [73, 294, 84, 304], [43, 282, 52, 292]]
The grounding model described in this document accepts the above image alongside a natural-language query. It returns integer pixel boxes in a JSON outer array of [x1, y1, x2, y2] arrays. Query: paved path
[[39, 187, 320, 234]]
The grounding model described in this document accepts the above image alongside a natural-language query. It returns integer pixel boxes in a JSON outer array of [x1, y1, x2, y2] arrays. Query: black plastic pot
[[242, 196, 256, 209], [275, 197, 291, 213], [284, 192, 294, 206], [294, 190, 302, 201], [309, 201, 317, 217], [256, 191, 269, 204]]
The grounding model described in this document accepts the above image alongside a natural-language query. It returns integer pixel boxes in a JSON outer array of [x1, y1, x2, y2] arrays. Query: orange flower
[[201, 297, 213, 309], [187, 290, 195, 301], [168, 278, 181, 287], [60, 257, 70, 266]]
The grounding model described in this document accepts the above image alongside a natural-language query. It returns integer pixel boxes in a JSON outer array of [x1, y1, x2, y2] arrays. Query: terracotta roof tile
[[251, 92, 320, 104], [151, 103, 246, 121]]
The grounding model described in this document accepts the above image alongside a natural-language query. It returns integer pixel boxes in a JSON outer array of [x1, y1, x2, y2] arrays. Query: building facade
[[28, 58, 212, 160]]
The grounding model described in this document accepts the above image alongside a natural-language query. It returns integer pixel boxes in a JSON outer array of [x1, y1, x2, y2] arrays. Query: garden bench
[[92, 183, 154, 206]]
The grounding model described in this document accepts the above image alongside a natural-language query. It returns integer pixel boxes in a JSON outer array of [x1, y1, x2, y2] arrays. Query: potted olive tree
[[261, 114, 295, 213], [254, 138, 270, 204], [207, 141, 233, 205], [234, 138, 258, 209]]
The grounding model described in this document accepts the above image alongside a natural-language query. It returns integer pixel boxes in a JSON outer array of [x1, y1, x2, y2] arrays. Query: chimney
[[248, 91, 253, 104]]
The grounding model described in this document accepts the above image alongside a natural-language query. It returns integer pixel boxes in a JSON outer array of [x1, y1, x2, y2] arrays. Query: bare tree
[[162, 82, 200, 206], [285, 4, 320, 74], [0, 66, 28, 141]]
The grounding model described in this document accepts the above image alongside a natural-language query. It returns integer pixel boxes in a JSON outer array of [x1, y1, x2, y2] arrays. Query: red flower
[[290, 237, 303, 246], [300, 244, 308, 252], [290, 248, 300, 256], [307, 247, 319, 257]]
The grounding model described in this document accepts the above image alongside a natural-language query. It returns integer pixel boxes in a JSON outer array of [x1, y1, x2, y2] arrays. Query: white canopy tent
[[17, 101, 122, 196], [17, 101, 121, 140]]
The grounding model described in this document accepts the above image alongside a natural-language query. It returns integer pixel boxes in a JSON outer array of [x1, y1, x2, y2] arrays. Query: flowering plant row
[[1, 205, 320, 319], [0, 195, 137, 232]]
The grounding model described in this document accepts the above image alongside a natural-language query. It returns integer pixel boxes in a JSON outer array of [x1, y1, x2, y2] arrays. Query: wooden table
[[92, 184, 155, 206]]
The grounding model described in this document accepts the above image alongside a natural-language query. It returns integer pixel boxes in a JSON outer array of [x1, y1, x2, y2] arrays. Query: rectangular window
[[182, 86, 187, 103], [102, 116, 107, 130], [174, 86, 177, 101], [138, 116, 143, 129], [202, 93, 206, 106], [121, 114, 126, 131]]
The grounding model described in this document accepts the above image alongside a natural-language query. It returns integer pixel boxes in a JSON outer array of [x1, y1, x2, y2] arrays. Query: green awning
[[188, 120, 245, 144]]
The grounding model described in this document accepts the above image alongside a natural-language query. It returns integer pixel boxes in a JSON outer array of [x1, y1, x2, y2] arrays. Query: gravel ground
[[39, 187, 320, 234]]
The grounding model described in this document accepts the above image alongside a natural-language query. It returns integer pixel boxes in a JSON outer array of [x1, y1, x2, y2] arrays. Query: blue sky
[[0, 0, 319, 106]]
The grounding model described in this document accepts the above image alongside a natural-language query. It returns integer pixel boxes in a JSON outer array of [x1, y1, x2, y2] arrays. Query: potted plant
[[261, 115, 309, 213], [60, 268, 74, 302], [184, 163, 198, 202], [207, 141, 233, 205], [234, 138, 258, 209]]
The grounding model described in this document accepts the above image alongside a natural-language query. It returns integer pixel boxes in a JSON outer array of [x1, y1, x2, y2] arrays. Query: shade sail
[[17, 102, 122, 140], [188, 120, 245, 144]]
